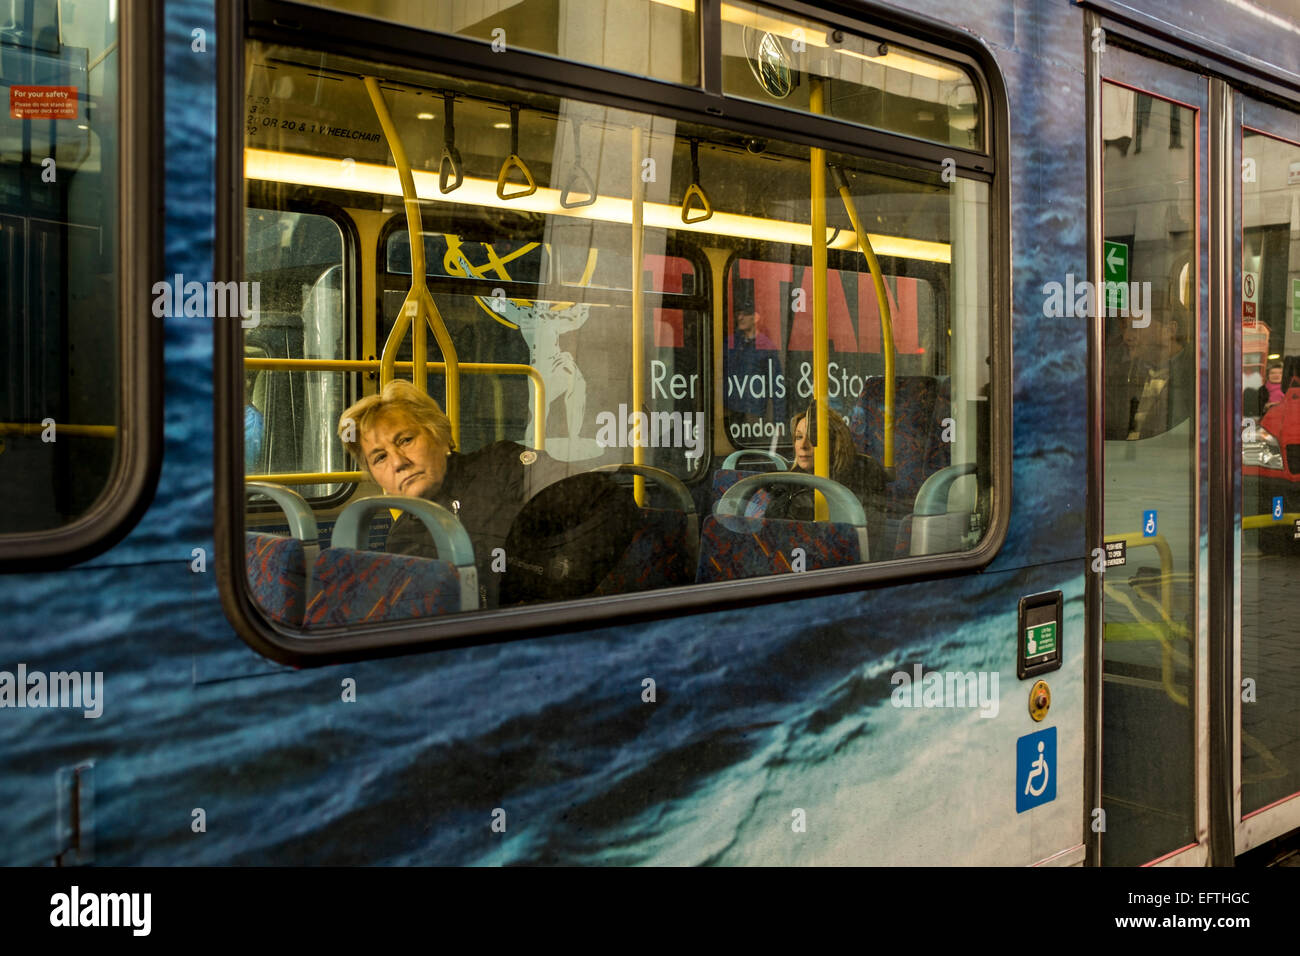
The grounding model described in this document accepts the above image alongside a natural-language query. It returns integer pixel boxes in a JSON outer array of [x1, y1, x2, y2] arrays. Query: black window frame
[[216, 0, 1011, 666], [0, 0, 164, 571]]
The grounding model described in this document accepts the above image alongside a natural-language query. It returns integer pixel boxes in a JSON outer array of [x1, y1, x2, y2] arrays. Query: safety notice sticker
[[9, 86, 78, 120]]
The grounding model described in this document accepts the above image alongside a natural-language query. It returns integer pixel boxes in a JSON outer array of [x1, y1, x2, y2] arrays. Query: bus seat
[[304, 496, 478, 627], [901, 463, 978, 556], [710, 448, 788, 508], [593, 507, 696, 595], [245, 482, 320, 627], [304, 548, 466, 627], [246, 534, 308, 626], [592, 463, 699, 595], [849, 375, 951, 514], [696, 473, 868, 582]]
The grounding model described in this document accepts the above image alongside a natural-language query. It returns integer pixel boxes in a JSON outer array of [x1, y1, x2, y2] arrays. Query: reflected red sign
[[9, 85, 79, 120]]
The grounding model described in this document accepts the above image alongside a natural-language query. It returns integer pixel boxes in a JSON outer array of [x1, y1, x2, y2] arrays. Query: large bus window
[[0, 0, 157, 556], [295, 0, 700, 86], [240, 29, 997, 632]]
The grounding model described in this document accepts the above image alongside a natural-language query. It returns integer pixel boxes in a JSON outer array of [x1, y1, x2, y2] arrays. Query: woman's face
[[792, 416, 814, 472], [1269, 366, 1283, 384], [360, 412, 449, 498]]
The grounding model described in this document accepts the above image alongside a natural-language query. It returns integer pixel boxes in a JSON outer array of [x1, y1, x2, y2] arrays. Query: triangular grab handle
[[496, 154, 537, 199], [560, 165, 597, 208], [681, 182, 712, 224], [439, 145, 463, 194]]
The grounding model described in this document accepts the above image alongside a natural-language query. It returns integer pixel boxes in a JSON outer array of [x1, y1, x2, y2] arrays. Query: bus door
[[1234, 94, 1300, 855], [1093, 42, 1209, 865]]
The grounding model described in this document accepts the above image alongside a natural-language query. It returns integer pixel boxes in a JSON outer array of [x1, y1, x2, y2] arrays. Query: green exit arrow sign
[[1104, 240, 1128, 312]]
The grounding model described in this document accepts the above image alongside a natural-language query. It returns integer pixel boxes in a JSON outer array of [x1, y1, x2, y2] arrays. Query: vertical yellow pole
[[837, 182, 895, 469], [809, 77, 830, 520], [364, 76, 460, 447], [631, 126, 646, 505]]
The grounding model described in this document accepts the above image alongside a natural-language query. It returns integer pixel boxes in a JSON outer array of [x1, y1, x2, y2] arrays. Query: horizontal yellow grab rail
[[243, 357, 547, 449], [1103, 531, 1174, 619], [1243, 512, 1300, 530], [248, 471, 367, 485], [1103, 530, 1184, 707], [0, 422, 117, 438]]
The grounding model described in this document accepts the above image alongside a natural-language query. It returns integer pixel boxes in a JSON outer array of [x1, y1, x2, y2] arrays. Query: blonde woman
[[339, 380, 565, 607]]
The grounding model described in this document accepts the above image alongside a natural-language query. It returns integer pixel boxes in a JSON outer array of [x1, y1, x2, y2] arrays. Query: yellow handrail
[[630, 126, 646, 506], [809, 77, 830, 521], [249, 471, 366, 485], [1102, 531, 1184, 705], [362, 76, 461, 445], [243, 357, 546, 449], [1243, 512, 1300, 530], [832, 171, 895, 470], [1103, 531, 1174, 619], [0, 422, 117, 438]]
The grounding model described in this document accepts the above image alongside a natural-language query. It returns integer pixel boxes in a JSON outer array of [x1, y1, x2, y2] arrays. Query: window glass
[[1240, 127, 1300, 815], [241, 36, 995, 631], [294, 0, 699, 86], [384, 228, 705, 476], [1099, 84, 1198, 866], [721, 1, 982, 150], [243, 208, 347, 500], [0, 0, 120, 534]]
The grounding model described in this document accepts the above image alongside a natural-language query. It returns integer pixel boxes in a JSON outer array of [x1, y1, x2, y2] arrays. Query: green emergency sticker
[[1026, 621, 1057, 657], [1292, 278, 1300, 334]]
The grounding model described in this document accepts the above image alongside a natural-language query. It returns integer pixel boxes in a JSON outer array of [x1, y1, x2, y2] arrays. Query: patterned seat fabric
[[593, 508, 695, 595], [849, 376, 951, 515], [710, 469, 762, 508], [246, 533, 307, 626], [893, 515, 914, 557], [304, 548, 463, 627], [695, 515, 862, 583]]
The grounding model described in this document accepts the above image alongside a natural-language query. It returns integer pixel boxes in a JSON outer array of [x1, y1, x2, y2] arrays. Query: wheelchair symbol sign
[[1016, 727, 1057, 813], [1142, 510, 1157, 537], [1273, 496, 1284, 521]]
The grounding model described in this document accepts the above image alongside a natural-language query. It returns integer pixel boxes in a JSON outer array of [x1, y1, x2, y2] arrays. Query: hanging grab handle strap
[[438, 91, 463, 194], [681, 138, 713, 224], [496, 104, 537, 200], [559, 121, 597, 208]]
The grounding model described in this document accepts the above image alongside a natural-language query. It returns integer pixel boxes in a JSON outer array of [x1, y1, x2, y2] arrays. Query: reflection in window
[[0, 1, 120, 534], [294, 0, 699, 85], [1100, 83, 1198, 866], [241, 36, 995, 632], [721, 1, 982, 149]]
